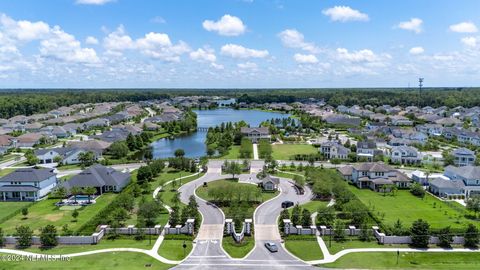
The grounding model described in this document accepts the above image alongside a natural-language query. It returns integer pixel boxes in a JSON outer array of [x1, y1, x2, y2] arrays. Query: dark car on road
[[281, 200, 294, 208], [265, 242, 278, 252]]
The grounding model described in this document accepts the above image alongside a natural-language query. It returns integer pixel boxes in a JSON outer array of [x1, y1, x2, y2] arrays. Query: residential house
[[390, 115, 413, 126], [68, 140, 111, 157], [83, 118, 110, 129], [320, 141, 350, 160], [339, 162, 411, 191], [0, 135, 14, 154], [240, 127, 270, 143], [437, 165, 480, 198], [61, 164, 131, 194], [324, 114, 361, 127], [0, 168, 57, 201], [390, 146, 421, 165], [411, 170, 449, 186], [356, 140, 381, 162], [452, 148, 476, 167], [35, 147, 92, 165], [15, 133, 44, 148], [261, 175, 280, 191]]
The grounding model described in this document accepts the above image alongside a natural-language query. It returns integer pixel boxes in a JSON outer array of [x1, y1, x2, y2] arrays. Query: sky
[[1, 0, 480, 88]]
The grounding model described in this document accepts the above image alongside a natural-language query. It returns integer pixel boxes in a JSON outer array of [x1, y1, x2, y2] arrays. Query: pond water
[[151, 108, 291, 158]]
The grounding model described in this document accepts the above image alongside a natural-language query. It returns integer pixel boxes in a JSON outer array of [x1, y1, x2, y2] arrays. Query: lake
[[151, 108, 291, 158]]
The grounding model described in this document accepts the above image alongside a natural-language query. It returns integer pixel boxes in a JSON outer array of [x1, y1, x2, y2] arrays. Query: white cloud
[[190, 48, 216, 62], [0, 14, 50, 41], [210, 62, 224, 70], [293, 53, 318, 64], [40, 26, 100, 64], [76, 0, 115, 5], [278, 29, 319, 53], [409, 46, 424, 55], [449, 22, 478, 33], [397, 18, 423, 34], [336, 48, 380, 62], [322, 6, 369, 22], [202, 14, 246, 36], [461, 36, 477, 47], [103, 25, 135, 51], [237, 62, 257, 69], [220, 44, 268, 58], [103, 26, 190, 62], [151, 16, 166, 24], [85, 36, 98, 45]]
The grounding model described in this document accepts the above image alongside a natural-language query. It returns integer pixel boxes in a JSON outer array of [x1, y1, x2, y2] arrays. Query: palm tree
[[53, 186, 67, 204], [70, 186, 82, 204], [84, 186, 97, 204]]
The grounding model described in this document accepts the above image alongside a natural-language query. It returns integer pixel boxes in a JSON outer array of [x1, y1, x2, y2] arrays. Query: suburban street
[[174, 160, 317, 269]]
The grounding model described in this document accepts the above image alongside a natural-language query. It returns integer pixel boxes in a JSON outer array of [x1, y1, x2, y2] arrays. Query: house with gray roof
[[240, 127, 271, 143], [261, 175, 280, 191], [0, 168, 57, 201], [441, 165, 480, 198], [35, 147, 93, 165], [320, 141, 350, 160], [340, 162, 411, 191], [452, 148, 476, 167], [61, 164, 131, 194], [390, 146, 421, 165]]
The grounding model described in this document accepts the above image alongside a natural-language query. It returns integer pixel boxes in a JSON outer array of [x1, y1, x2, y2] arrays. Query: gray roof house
[[240, 127, 271, 143], [390, 146, 421, 165], [320, 141, 350, 160], [62, 164, 131, 194], [0, 168, 57, 201], [35, 147, 93, 165], [440, 165, 480, 198], [261, 175, 280, 191], [341, 162, 411, 191], [452, 148, 476, 167]]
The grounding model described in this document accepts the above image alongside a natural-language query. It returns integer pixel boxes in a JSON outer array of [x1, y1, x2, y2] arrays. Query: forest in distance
[[0, 87, 478, 119]]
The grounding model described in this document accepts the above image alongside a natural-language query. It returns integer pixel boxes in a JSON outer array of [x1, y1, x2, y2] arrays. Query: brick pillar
[[296, 225, 302, 235], [348, 225, 356, 236], [283, 219, 291, 235], [225, 219, 233, 235], [127, 225, 135, 235], [154, 225, 162, 235], [245, 219, 252, 235], [319, 225, 327, 236], [186, 219, 194, 235]]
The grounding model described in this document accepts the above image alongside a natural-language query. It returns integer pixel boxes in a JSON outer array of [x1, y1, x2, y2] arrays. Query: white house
[[261, 175, 280, 191], [320, 141, 350, 160], [35, 147, 92, 165], [0, 168, 57, 201], [240, 127, 271, 143], [390, 146, 421, 165], [339, 162, 411, 191], [452, 148, 476, 167]]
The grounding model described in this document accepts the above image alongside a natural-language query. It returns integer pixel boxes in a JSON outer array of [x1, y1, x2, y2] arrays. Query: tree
[[466, 197, 480, 218], [279, 208, 290, 232], [52, 186, 67, 203], [438, 226, 453, 248], [21, 207, 28, 219], [333, 220, 346, 242], [78, 151, 96, 167], [293, 175, 305, 188], [0, 228, 4, 247], [137, 165, 154, 184], [109, 141, 129, 159], [170, 205, 181, 226], [301, 209, 312, 226], [224, 161, 242, 180], [70, 186, 82, 204], [84, 186, 96, 204], [40, 224, 58, 248], [61, 224, 72, 236], [25, 151, 39, 166], [171, 191, 181, 206], [410, 219, 430, 248], [174, 148, 185, 158], [316, 205, 336, 227], [15, 225, 33, 248], [410, 183, 425, 198], [138, 201, 161, 227], [464, 223, 479, 248], [126, 133, 136, 151], [72, 208, 79, 221], [359, 223, 371, 242], [391, 218, 404, 236], [291, 204, 301, 226]]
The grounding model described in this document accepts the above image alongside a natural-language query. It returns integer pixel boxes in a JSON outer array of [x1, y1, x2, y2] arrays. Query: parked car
[[265, 242, 278, 252], [281, 200, 294, 208]]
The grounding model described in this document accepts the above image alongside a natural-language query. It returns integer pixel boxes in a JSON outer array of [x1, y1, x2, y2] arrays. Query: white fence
[[283, 219, 317, 235], [164, 219, 195, 235], [225, 218, 252, 243], [372, 226, 465, 245]]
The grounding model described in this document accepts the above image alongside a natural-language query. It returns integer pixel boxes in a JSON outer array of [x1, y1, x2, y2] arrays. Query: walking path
[[253, 143, 259, 160]]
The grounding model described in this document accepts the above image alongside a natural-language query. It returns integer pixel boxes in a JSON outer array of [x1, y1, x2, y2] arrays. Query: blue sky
[[1, 0, 480, 88]]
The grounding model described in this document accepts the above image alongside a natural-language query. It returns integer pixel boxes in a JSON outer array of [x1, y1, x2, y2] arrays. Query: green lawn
[[322, 252, 480, 269], [0, 194, 116, 235], [0, 168, 15, 177], [0, 252, 171, 270], [299, 200, 329, 213], [157, 238, 193, 261], [195, 179, 278, 217], [0, 201, 32, 223], [349, 186, 477, 231], [222, 235, 255, 258], [156, 171, 205, 207], [218, 145, 242, 159], [322, 237, 404, 254], [20, 236, 156, 254], [284, 235, 324, 261], [272, 144, 317, 160]]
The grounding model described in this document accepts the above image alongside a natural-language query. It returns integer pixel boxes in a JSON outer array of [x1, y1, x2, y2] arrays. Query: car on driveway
[[265, 242, 278, 252], [281, 200, 294, 208]]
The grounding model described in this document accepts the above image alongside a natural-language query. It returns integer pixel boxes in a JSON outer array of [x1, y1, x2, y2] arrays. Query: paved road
[[175, 161, 317, 269]]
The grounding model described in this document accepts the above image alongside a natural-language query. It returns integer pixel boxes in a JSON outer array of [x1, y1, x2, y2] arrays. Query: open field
[[322, 237, 404, 254], [0, 201, 32, 223], [0, 194, 116, 235], [195, 179, 278, 217], [284, 235, 324, 261], [219, 145, 241, 159], [322, 252, 480, 269], [158, 236, 193, 261], [271, 144, 317, 160], [0, 252, 171, 270], [222, 235, 255, 258], [349, 186, 477, 231]]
